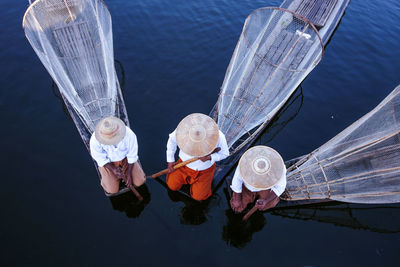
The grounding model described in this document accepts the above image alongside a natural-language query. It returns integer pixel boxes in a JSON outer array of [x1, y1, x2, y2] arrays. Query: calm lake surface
[[1, 0, 400, 265]]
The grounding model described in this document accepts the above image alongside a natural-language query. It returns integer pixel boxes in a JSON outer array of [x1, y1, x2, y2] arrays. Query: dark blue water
[[1, 0, 400, 265]]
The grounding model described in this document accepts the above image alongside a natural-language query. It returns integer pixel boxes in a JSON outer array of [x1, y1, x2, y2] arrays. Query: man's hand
[[230, 192, 243, 213], [105, 163, 124, 179], [230, 198, 242, 213], [167, 162, 176, 173], [255, 194, 280, 211], [125, 163, 134, 187], [199, 147, 221, 162], [199, 155, 211, 162], [255, 199, 266, 210]]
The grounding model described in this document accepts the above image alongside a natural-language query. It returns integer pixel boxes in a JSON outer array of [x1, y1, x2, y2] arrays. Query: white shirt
[[90, 126, 139, 167], [230, 165, 287, 197], [166, 129, 230, 171]]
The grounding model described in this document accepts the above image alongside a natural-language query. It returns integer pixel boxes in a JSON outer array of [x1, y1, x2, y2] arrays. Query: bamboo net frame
[[215, 7, 323, 153]]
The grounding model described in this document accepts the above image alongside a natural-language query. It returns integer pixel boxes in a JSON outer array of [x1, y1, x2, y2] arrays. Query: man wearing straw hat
[[166, 113, 230, 201], [230, 146, 287, 212], [90, 116, 146, 194]]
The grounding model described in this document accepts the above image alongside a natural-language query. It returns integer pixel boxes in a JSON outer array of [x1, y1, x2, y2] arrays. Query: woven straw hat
[[95, 116, 126, 145], [176, 113, 219, 157], [239, 146, 285, 190]]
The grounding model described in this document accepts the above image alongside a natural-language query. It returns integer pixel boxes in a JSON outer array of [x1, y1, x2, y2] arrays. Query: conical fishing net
[[216, 7, 323, 153], [23, 0, 126, 134], [284, 85, 400, 204]]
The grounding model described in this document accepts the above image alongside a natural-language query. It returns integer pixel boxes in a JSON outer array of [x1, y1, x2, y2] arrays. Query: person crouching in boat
[[230, 146, 286, 212], [166, 113, 229, 201], [90, 116, 146, 194]]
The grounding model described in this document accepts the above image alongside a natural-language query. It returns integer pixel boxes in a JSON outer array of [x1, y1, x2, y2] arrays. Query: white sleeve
[[166, 130, 177, 163], [271, 168, 287, 197], [210, 131, 230, 163], [230, 167, 243, 193], [89, 134, 110, 167], [126, 127, 139, 164]]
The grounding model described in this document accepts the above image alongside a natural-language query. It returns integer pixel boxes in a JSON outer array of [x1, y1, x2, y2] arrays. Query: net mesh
[[23, 0, 122, 133], [216, 7, 323, 153], [283, 85, 400, 204]]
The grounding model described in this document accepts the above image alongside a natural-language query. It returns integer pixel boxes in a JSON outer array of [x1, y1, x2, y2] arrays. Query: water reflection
[[114, 59, 126, 90], [109, 184, 151, 218], [166, 184, 221, 225], [179, 199, 211, 225], [220, 182, 267, 248], [222, 190, 400, 248], [221, 202, 400, 249], [222, 208, 266, 249], [256, 85, 304, 145], [52, 80, 70, 118], [271, 202, 400, 234]]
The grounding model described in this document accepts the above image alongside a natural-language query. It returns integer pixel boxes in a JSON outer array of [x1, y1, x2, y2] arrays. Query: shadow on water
[[222, 208, 266, 249], [150, 174, 220, 225], [222, 180, 400, 243], [52, 80, 71, 118], [271, 202, 400, 234], [109, 184, 151, 218], [323, 8, 347, 49], [221, 176, 268, 248], [221, 187, 400, 249], [221, 202, 400, 249], [114, 59, 126, 90], [166, 185, 224, 225], [256, 84, 304, 145]]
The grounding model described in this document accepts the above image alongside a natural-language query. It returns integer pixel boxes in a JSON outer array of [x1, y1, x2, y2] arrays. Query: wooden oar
[[242, 205, 258, 221], [148, 147, 222, 179], [243, 195, 281, 220], [148, 157, 200, 178], [115, 164, 144, 201], [128, 184, 143, 201]]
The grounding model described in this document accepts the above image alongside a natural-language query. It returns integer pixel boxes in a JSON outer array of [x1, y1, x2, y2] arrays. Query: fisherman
[[230, 146, 286, 212], [166, 113, 229, 201], [90, 116, 146, 194]]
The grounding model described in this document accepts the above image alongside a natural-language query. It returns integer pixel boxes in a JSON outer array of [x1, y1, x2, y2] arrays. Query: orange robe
[[166, 158, 216, 201]]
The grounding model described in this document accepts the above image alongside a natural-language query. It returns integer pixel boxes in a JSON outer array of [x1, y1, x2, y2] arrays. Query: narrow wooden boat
[[23, 0, 132, 196]]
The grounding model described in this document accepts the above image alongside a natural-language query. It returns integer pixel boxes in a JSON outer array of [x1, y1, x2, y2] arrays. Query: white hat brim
[[239, 146, 285, 190], [176, 113, 219, 157], [95, 116, 126, 145]]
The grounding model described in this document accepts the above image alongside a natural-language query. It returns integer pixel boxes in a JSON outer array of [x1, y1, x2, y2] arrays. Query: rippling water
[[1, 0, 400, 265]]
